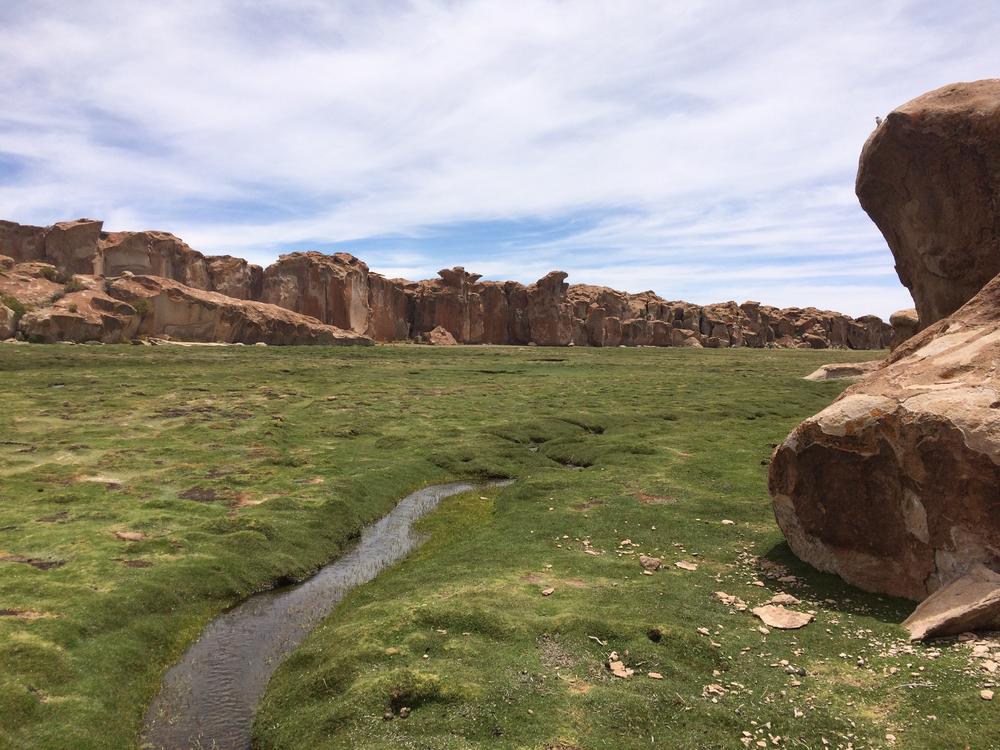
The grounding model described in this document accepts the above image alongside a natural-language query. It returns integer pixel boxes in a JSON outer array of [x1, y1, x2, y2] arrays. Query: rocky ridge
[[1, 218, 892, 348]]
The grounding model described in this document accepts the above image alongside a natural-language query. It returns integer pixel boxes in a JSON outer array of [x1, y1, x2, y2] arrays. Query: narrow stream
[[141, 480, 510, 750]]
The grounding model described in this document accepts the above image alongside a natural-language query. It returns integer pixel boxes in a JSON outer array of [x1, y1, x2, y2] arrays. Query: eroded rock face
[[770, 272, 1000, 600], [98, 230, 213, 289], [206, 255, 263, 300], [0, 221, 47, 263], [260, 252, 371, 333], [0, 218, 893, 349], [19, 288, 139, 343], [0, 261, 64, 306], [44, 219, 103, 275], [108, 275, 371, 346], [857, 80, 1000, 325]]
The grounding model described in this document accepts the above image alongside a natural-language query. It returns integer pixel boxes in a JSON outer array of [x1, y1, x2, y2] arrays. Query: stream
[[141, 479, 509, 750]]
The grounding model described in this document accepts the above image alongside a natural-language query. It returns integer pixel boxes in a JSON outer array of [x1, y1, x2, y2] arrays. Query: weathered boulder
[[889, 308, 920, 350], [0, 302, 15, 338], [901, 565, 1000, 641], [803, 360, 883, 381], [770, 271, 1000, 601], [19, 289, 139, 343], [108, 275, 373, 346], [418, 325, 458, 346], [0, 261, 64, 306], [857, 80, 1000, 325]]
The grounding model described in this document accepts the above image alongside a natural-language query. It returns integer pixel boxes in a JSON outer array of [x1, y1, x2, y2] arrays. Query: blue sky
[[1, 1, 998, 318]]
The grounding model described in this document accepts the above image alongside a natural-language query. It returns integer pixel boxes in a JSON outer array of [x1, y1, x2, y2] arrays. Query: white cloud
[[1, 0, 996, 318]]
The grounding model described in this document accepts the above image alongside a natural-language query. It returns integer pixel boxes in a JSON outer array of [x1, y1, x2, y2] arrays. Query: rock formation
[[802, 360, 882, 381], [889, 308, 919, 349], [770, 272, 1000, 599], [106, 275, 372, 346], [0, 218, 264, 299], [857, 79, 1000, 325], [0, 218, 892, 348], [773, 81, 1000, 609]]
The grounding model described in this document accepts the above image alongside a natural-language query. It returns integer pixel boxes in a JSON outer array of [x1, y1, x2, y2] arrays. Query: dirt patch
[[0, 552, 66, 570], [563, 578, 589, 589], [121, 559, 153, 568], [571, 499, 604, 511], [72, 474, 123, 489], [0, 609, 57, 620], [537, 635, 576, 670], [179, 486, 225, 502], [154, 405, 220, 418], [36, 511, 69, 523], [635, 492, 677, 505], [114, 531, 148, 542], [666, 447, 693, 457]]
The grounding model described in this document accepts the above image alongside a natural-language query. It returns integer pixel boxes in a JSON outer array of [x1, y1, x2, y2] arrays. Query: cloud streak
[[1, 0, 998, 318]]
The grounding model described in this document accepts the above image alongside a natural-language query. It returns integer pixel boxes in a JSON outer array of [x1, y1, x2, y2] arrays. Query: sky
[[1, 1, 998, 319]]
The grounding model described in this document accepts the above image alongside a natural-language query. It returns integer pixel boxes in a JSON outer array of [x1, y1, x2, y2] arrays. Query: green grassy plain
[[0, 344, 994, 750]]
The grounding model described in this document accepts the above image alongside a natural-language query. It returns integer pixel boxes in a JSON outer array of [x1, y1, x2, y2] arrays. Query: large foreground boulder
[[770, 271, 1000, 601], [857, 80, 1000, 325]]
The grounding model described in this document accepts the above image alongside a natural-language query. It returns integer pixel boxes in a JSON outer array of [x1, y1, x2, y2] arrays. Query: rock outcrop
[[889, 308, 920, 350], [107, 275, 372, 346], [260, 252, 373, 334], [802, 360, 882, 381], [857, 80, 1000, 325], [770, 259, 1000, 602], [19, 287, 140, 344], [0, 218, 264, 299], [0, 217, 892, 349]]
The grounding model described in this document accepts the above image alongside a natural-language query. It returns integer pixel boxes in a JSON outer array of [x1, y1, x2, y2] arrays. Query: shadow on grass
[[760, 541, 915, 626]]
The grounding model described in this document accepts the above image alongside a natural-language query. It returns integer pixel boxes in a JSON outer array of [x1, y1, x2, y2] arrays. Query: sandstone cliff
[[1, 219, 892, 349]]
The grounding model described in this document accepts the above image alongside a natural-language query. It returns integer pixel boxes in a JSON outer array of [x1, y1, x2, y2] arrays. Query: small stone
[[675, 560, 698, 571], [752, 605, 813, 630], [399, 706, 411, 718], [648, 671, 663, 680], [768, 593, 801, 606], [981, 689, 994, 701], [114, 530, 147, 542], [639, 554, 662, 572], [541, 587, 555, 597], [383, 709, 394, 721], [722, 519, 735, 525]]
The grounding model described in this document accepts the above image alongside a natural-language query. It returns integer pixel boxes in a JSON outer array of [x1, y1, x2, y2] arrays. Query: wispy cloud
[[1, 0, 997, 318]]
